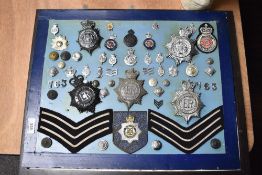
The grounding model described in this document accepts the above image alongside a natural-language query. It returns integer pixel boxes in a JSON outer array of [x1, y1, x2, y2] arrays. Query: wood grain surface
[[0, 0, 253, 154]]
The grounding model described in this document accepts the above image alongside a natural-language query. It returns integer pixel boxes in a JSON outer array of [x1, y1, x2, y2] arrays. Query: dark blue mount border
[[22, 10, 240, 170]]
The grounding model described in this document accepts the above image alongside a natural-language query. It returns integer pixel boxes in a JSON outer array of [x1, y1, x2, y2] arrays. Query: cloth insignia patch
[[148, 106, 223, 153], [38, 108, 113, 153]]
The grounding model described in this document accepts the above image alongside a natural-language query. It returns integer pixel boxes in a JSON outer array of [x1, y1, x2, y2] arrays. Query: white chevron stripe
[[40, 126, 109, 148], [150, 109, 220, 133], [151, 125, 222, 151], [41, 119, 110, 139], [150, 117, 221, 142], [41, 111, 110, 130]]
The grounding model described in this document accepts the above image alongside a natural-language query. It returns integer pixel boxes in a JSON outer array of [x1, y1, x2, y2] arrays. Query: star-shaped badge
[[114, 68, 147, 110]]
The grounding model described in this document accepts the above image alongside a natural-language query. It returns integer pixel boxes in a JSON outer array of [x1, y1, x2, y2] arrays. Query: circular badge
[[104, 39, 117, 51], [171, 37, 192, 58], [60, 51, 71, 61], [74, 86, 96, 109], [120, 80, 141, 101], [144, 39, 155, 50], [78, 29, 98, 48]]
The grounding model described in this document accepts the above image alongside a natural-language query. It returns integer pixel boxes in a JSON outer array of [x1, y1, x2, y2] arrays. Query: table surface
[[0, 0, 253, 154]]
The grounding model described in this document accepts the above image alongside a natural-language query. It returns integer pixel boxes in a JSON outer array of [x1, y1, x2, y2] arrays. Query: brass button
[[49, 51, 59, 61]]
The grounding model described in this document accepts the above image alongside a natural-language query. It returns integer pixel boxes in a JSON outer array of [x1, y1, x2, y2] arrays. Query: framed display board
[[19, 10, 249, 175]]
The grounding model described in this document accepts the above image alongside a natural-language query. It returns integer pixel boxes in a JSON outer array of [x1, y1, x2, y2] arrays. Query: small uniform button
[[49, 51, 59, 61], [210, 138, 221, 149], [206, 57, 214, 65], [72, 52, 82, 62], [41, 137, 52, 148], [108, 80, 115, 87], [47, 90, 58, 100], [186, 64, 198, 77], [148, 78, 158, 87], [162, 79, 170, 87], [92, 80, 100, 88], [152, 140, 162, 150], [100, 88, 109, 98], [60, 51, 71, 61], [57, 61, 65, 69], [49, 67, 59, 77]]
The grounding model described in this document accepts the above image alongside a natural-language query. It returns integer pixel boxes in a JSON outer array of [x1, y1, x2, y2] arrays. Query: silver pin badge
[[156, 52, 164, 65], [109, 54, 117, 66], [51, 24, 59, 35], [158, 66, 165, 77], [65, 67, 76, 78], [144, 52, 152, 65], [106, 68, 118, 76], [82, 65, 91, 77], [99, 52, 107, 65], [168, 65, 178, 77], [97, 66, 103, 78], [124, 48, 137, 66]]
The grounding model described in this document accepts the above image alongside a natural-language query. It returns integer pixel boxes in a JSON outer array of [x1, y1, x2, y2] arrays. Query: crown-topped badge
[[77, 20, 103, 55], [114, 68, 147, 110], [171, 80, 204, 123], [196, 23, 217, 53], [124, 48, 137, 66], [166, 24, 198, 65]]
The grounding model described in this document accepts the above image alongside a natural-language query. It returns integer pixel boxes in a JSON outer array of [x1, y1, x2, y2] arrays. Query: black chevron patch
[[148, 106, 224, 153], [38, 108, 113, 153]]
